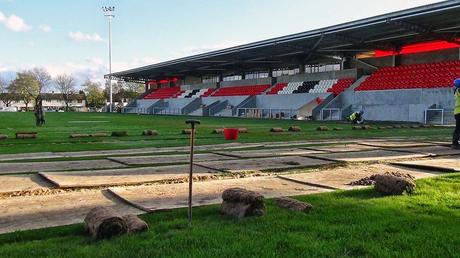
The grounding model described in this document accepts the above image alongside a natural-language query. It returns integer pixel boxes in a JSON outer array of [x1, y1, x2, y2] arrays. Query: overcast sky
[[0, 0, 443, 85]]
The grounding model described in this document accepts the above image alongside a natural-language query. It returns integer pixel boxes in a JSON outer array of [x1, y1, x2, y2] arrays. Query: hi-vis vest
[[455, 89, 460, 115], [349, 112, 357, 121]]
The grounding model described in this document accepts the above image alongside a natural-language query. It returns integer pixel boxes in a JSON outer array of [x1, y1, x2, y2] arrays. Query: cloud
[[0, 41, 242, 86], [174, 40, 248, 58], [0, 11, 31, 32], [113, 57, 163, 72], [38, 24, 51, 33], [0, 55, 163, 89], [68, 31, 104, 43]]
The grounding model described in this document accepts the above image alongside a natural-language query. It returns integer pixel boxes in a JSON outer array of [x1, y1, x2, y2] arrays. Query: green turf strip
[[0, 174, 458, 257], [0, 112, 451, 154]]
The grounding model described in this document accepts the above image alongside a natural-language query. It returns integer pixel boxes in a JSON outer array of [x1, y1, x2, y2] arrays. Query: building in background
[[0, 93, 87, 112]]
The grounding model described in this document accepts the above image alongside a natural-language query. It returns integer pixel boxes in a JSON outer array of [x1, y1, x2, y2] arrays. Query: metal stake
[[185, 119, 200, 225]]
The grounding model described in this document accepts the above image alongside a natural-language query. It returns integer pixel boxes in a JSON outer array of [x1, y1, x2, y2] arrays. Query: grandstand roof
[[111, 1, 460, 81]]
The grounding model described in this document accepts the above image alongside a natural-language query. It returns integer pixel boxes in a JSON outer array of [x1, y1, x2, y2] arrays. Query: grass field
[[0, 112, 453, 154], [0, 175, 458, 257]]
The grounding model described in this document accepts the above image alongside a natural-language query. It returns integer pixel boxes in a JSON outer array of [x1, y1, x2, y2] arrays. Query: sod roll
[[275, 197, 313, 213], [15, 132, 37, 139], [220, 188, 265, 218], [122, 214, 149, 233], [288, 126, 301, 132], [316, 126, 329, 131], [374, 174, 415, 196], [270, 127, 284, 133], [0, 134, 8, 140], [238, 128, 248, 133], [182, 129, 193, 135], [212, 128, 224, 134], [142, 130, 159, 136], [91, 133, 109, 137], [69, 134, 90, 138], [111, 131, 128, 137], [84, 206, 128, 239]]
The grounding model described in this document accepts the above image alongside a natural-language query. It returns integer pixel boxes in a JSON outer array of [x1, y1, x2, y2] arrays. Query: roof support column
[[298, 64, 306, 74], [343, 57, 352, 69], [268, 68, 273, 78], [394, 55, 402, 66]]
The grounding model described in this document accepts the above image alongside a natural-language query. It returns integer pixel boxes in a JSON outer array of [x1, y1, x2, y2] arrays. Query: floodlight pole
[[102, 6, 115, 112]]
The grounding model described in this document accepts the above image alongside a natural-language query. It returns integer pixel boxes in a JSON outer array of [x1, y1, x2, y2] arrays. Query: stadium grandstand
[[110, 1, 460, 124]]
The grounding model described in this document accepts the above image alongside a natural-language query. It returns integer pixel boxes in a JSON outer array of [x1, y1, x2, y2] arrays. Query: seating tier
[[212, 85, 270, 97], [356, 60, 460, 91], [144, 87, 182, 99], [270, 79, 354, 95]]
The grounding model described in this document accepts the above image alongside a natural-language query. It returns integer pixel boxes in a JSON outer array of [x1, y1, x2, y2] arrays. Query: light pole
[[102, 6, 115, 112]]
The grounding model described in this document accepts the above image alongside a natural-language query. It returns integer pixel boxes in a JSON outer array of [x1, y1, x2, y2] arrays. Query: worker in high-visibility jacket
[[347, 111, 364, 124], [453, 78, 460, 149]]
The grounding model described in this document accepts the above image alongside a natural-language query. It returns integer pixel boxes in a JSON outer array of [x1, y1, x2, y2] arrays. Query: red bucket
[[223, 128, 239, 140]]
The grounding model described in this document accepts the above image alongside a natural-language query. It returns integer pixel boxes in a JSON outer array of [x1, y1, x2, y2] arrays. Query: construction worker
[[347, 111, 364, 124], [452, 78, 460, 149]]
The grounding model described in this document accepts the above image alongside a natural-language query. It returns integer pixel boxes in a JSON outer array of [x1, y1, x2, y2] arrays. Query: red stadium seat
[[327, 79, 355, 95], [356, 60, 460, 91], [267, 83, 288, 95], [212, 84, 271, 97], [143, 87, 182, 99]]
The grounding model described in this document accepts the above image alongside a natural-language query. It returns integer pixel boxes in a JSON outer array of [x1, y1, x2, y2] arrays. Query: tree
[[108, 81, 144, 104], [83, 79, 106, 110], [122, 82, 144, 100], [54, 74, 76, 112], [104, 80, 122, 103], [30, 68, 52, 126], [8, 68, 51, 126], [8, 72, 38, 111], [0, 77, 14, 107]]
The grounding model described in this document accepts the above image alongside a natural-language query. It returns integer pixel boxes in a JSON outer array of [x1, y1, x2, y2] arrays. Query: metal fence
[[423, 108, 456, 125], [122, 107, 183, 115], [122, 107, 149, 114], [320, 108, 342, 121], [236, 108, 298, 119], [153, 108, 182, 115]]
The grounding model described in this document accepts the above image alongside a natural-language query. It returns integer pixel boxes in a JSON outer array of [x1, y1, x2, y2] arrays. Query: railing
[[232, 96, 256, 116], [320, 108, 342, 121], [424, 109, 456, 125], [424, 109, 444, 125], [203, 100, 220, 117], [182, 98, 202, 115], [153, 108, 182, 115], [208, 100, 229, 116], [122, 107, 149, 114], [236, 108, 298, 119]]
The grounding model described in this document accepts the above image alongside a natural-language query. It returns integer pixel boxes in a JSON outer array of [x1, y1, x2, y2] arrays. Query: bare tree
[[30, 68, 52, 126], [54, 74, 76, 112]]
